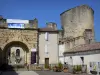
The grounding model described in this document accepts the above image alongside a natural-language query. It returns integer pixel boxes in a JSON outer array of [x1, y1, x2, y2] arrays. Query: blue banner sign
[[8, 23, 25, 28]]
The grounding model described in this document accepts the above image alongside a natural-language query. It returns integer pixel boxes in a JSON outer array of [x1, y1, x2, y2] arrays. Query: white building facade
[[64, 43, 100, 74], [58, 43, 65, 64], [38, 27, 59, 65]]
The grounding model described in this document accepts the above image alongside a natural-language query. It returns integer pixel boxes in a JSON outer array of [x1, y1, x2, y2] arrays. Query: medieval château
[[0, 5, 100, 73]]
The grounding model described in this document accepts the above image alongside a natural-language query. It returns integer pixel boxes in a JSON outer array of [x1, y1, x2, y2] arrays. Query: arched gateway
[[0, 17, 39, 67], [3, 41, 29, 66], [0, 28, 38, 66]]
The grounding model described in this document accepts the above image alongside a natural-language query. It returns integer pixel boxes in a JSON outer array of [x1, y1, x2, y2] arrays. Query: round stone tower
[[60, 5, 95, 51], [60, 5, 94, 39]]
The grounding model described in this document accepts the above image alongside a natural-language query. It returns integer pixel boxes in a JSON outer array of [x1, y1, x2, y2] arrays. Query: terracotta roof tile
[[65, 42, 100, 53]]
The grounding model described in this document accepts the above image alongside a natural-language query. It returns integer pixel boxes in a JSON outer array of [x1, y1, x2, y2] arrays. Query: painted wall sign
[[31, 48, 36, 52], [8, 23, 25, 28]]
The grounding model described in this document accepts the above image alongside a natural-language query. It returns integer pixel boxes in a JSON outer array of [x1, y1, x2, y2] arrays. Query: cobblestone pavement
[[35, 71, 93, 75]]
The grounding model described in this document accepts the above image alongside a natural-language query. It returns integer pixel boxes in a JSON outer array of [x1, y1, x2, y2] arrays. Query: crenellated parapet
[[0, 16, 38, 29]]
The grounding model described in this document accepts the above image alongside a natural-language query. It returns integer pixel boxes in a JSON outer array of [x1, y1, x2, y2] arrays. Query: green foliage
[[77, 65, 82, 71], [73, 65, 82, 72], [58, 62, 63, 69]]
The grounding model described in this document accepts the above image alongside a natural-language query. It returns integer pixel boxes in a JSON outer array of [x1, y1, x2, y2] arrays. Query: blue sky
[[0, 0, 100, 41]]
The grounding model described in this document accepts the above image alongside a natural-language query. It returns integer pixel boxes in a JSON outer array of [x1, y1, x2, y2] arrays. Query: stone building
[[38, 22, 59, 66], [58, 30, 65, 64], [0, 16, 39, 66], [60, 5, 100, 74], [0, 4, 100, 73], [0, 16, 60, 68], [60, 5, 95, 51]]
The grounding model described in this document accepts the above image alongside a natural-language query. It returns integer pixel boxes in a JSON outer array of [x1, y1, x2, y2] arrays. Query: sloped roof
[[64, 42, 100, 54], [39, 27, 58, 32]]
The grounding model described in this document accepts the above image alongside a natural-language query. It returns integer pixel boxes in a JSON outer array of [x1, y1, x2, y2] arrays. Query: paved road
[[0, 71, 93, 75], [35, 71, 93, 75], [35, 71, 70, 75], [1, 71, 39, 75]]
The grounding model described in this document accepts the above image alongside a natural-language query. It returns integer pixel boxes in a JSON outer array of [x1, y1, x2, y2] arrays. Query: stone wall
[[60, 5, 95, 51], [60, 5, 94, 38], [0, 28, 38, 65]]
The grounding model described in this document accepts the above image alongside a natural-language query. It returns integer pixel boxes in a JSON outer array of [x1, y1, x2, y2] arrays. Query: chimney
[[33, 18, 38, 28], [46, 22, 57, 30]]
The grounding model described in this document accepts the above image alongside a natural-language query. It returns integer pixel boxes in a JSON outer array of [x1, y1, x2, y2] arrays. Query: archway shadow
[[2, 41, 29, 70], [0, 41, 30, 75], [0, 63, 18, 75]]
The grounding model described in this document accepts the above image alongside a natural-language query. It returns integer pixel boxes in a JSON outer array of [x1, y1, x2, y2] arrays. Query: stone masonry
[[60, 5, 95, 52], [0, 17, 38, 65]]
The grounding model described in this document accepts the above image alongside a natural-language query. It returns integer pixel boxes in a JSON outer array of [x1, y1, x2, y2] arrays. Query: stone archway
[[2, 41, 29, 66]]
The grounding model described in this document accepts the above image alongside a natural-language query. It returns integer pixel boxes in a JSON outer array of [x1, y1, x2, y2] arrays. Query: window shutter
[[45, 32, 49, 41]]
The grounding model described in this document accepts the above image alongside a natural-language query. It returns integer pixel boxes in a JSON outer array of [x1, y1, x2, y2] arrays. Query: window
[[70, 56, 72, 59], [45, 32, 49, 41], [45, 44, 48, 54], [64, 62, 66, 64], [81, 57, 84, 64], [16, 49, 20, 57], [84, 29, 93, 44]]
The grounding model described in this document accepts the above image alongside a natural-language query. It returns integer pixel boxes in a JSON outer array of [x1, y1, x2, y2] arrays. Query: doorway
[[31, 52, 36, 64], [45, 58, 49, 68]]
